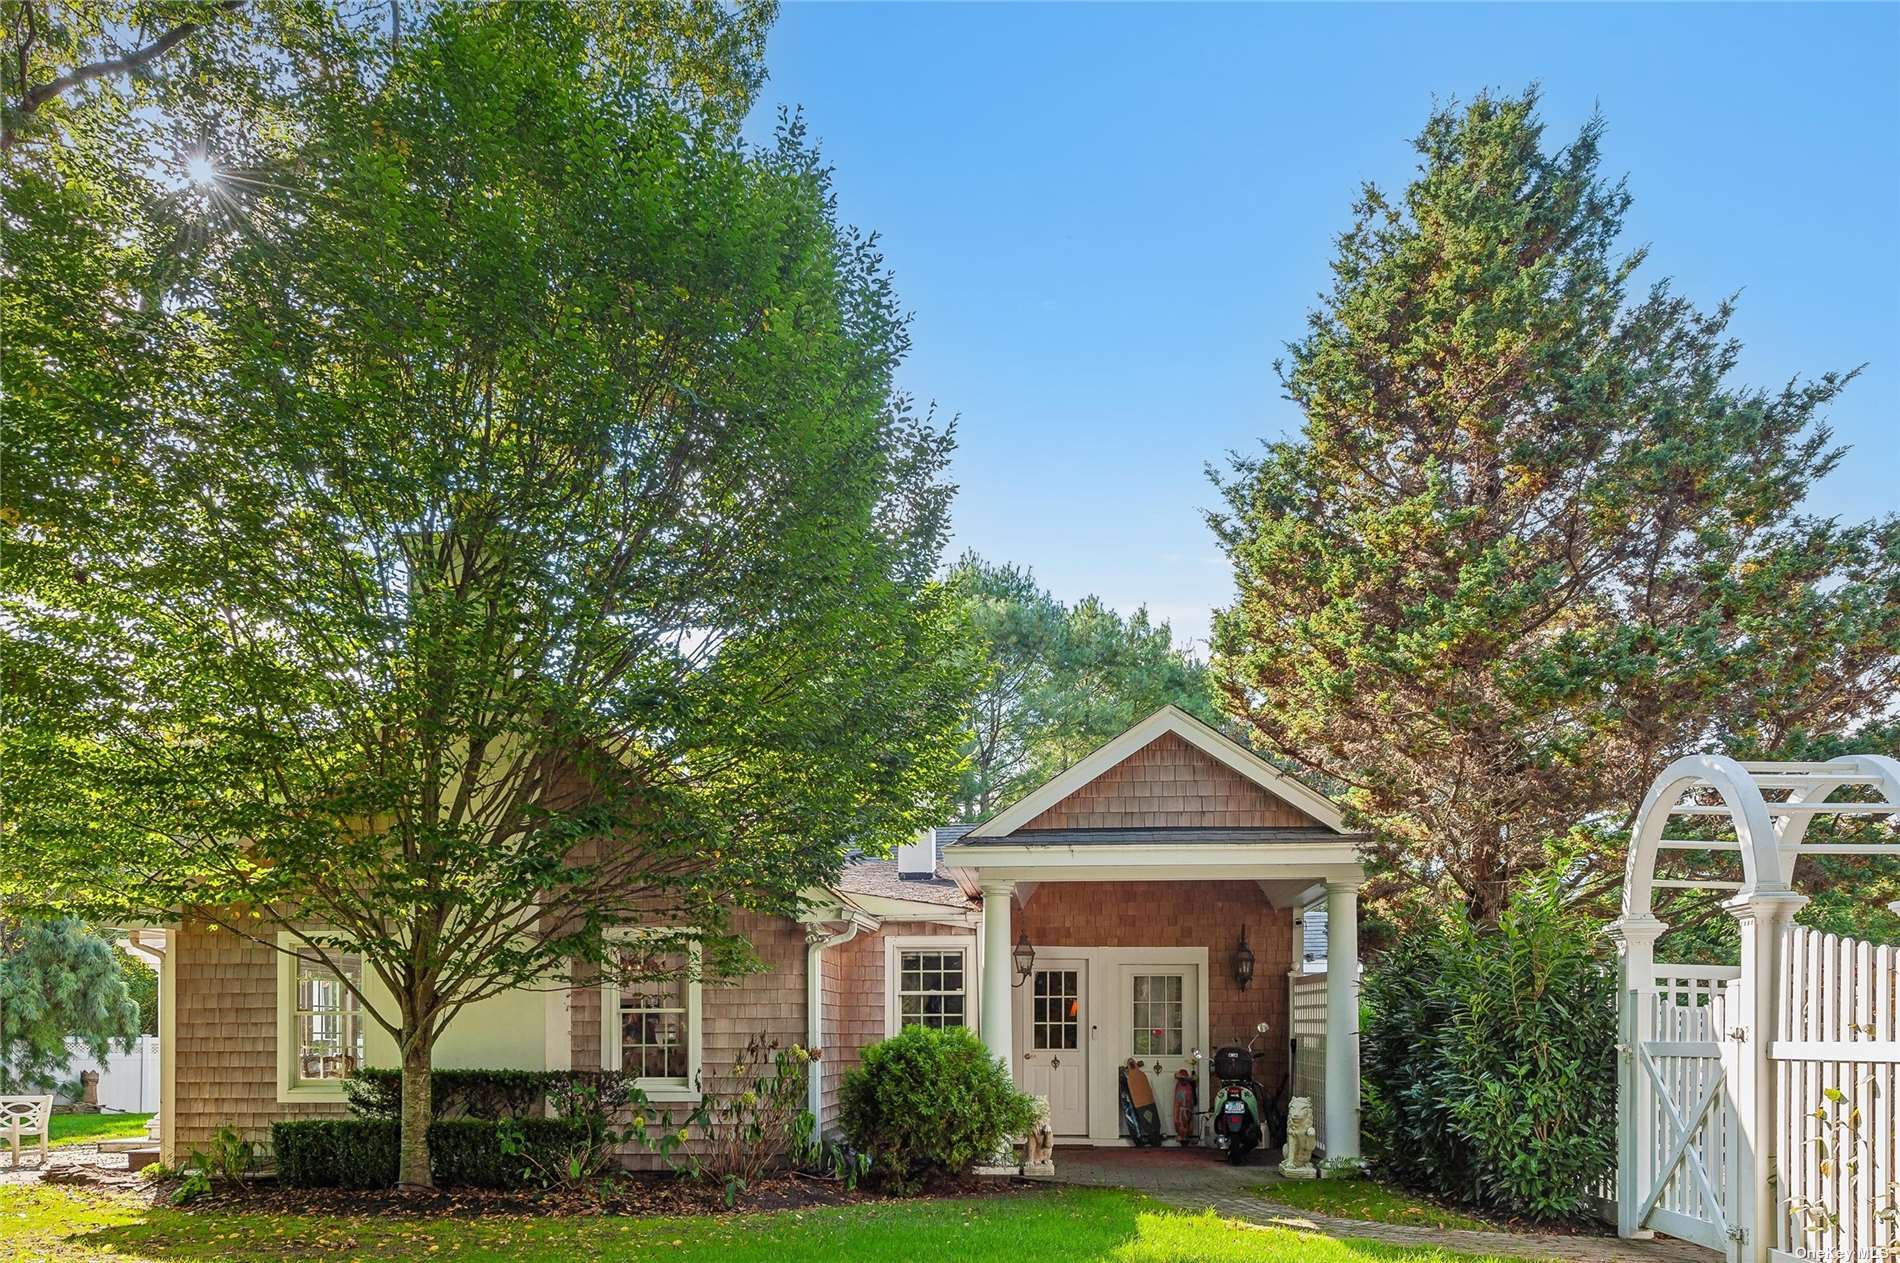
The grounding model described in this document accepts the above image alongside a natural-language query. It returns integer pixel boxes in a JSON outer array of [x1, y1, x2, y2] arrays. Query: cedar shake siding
[[576, 908, 810, 1170], [170, 925, 349, 1155], [1020, 730, 1319, 831], [1010, 880, 1294, 1092], [818, 920, 969, 1127]]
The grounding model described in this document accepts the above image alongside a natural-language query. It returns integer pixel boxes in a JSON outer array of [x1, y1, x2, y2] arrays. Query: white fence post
[[1609, 915, 1666, 1240], [1727, 893, 1806, 1262]]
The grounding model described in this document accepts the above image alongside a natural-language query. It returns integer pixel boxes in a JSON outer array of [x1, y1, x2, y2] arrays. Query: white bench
[[1, 1096, 54, 1167]]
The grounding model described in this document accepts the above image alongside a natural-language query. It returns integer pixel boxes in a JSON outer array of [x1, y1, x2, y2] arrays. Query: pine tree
[[1210, 89, 1900, 921]]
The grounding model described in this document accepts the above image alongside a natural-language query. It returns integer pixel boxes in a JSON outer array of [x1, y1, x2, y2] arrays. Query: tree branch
[[2, 1, 242, 151]]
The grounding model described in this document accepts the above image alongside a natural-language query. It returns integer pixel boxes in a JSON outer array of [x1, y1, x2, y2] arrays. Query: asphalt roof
[[944, 826, 1362, 847], [835, 859, 973, 909]]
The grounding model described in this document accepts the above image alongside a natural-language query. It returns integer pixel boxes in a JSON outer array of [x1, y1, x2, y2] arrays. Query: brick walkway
[[1049, 1148, 1720, 1263]]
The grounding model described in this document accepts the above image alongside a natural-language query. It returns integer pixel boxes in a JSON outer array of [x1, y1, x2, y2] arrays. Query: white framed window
[[600, 929, 702, 1102], [276, 934, 367, 1102], [1131, 973, 1184, 1057], [882, 935, 976, 1036]]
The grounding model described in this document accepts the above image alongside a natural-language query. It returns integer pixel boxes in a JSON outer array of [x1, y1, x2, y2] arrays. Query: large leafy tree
[[0, 918, 141, 1093], [3, 1, 970, 1188], [949, 554, 1215, 819], [1210, 89, 1900, 922]]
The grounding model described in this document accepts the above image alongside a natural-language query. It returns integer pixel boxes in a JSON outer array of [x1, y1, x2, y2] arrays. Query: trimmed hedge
[[342, 1068, 570, 1120], [271, 1117, 593, 1189]]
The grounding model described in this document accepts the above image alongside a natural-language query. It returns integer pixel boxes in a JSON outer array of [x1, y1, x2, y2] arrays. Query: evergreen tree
[[1211, 89, 1900, 921], [0, 918, 140, 1092]]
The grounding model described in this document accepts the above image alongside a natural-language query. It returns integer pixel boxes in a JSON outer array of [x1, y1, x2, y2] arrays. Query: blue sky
[[743, 3, 1900, 652]]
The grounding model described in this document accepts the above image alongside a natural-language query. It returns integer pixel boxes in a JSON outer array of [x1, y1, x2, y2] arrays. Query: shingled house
[[151, 705, 1366, 1163]]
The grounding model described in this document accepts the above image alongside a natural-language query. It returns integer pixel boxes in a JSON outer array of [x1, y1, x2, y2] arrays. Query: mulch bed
[[138, 1169, 1032, 1220]]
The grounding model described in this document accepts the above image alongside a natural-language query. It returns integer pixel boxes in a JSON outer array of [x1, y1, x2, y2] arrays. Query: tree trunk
[[398, 1037, 433, 1189]]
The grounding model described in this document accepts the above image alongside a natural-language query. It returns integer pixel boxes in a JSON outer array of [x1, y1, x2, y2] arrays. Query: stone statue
[[1022, 1094, 1056, 1178], [1280, 1096, 1318, 1179]]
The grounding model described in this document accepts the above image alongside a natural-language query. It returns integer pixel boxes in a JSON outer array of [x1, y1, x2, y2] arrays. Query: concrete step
[[95, 1139, 153, 1153], [124, 1146, 162, 1172]]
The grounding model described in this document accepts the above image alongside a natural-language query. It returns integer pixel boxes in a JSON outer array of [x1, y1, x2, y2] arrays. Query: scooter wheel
[[1226, 1145, 1247, 1166]]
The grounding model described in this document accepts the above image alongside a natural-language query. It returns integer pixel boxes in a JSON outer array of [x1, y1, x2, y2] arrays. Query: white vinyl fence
[[1773, 927, 1898, 1262], [1610, 752, 1900, 1263], [55, 1035, 160, 1114]]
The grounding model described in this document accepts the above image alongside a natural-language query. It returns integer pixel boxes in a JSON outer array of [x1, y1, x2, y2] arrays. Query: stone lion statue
[[1280, 1096, 1317, 1179], [1022, 1094, 1056, 1177]]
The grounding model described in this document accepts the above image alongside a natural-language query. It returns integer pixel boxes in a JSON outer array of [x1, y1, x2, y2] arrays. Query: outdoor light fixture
[[1234, 928, 1255, 990], [1012, 932, 1036, 987]]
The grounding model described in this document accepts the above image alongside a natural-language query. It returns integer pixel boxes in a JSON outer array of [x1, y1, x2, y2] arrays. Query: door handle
[[1050, 1056, 1061, 1070]]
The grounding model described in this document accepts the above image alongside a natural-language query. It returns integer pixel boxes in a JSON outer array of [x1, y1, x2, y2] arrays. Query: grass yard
[[1257, 1177, 1495, 1232], [46, 1114, 155, 1148], [0, 1184, 1552, 1263]]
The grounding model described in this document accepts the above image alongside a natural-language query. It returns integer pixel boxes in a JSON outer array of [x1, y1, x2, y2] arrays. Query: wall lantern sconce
[[1012, 932, 1036, 988], [1234, 928, 1255, 990]]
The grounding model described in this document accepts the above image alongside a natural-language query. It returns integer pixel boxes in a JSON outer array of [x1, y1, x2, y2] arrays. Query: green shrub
[[271, 1117, 593, 1189], [838, 1025, 1035, 1191], [272, 1119, 398, 1189], [342, 1068, 577, 1120], [1362, 880, 1617, 1221]]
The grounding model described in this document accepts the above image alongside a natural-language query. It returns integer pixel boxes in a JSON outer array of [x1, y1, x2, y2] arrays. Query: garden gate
[[1611, 754, 1900, 1263]]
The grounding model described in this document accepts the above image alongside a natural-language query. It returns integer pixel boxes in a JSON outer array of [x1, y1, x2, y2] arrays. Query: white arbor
[[1610, 753, 1900, 1262]]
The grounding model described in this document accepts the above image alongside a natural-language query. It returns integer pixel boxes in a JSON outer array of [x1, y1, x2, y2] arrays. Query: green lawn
[[0, 1185, 1552, 1263], [1257, 1178, 1495, 1232], [47, 1113, 155, 1148]]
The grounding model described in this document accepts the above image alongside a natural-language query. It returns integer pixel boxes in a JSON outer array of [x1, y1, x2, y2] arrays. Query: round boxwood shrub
[[1362, 880, 1617, 1221], [838, 1025, 1035, 1190]]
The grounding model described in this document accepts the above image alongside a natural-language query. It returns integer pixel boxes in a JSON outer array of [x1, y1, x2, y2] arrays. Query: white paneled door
[[1020, 963, 1088, 1135], [1119, 965, 1201, 1137]]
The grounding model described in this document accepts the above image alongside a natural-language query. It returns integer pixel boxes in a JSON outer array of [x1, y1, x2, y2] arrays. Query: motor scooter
[[1207, 1021, 1270, 1165]]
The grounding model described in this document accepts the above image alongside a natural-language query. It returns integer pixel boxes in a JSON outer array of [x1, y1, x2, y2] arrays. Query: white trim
[[838, 893, 979, 925], [274, 932, 365, 1105], [947, 850, 1364, 885], [601, 929, 703, 1104], [883, 934, 978, 1038], [967, 705, 1349, 838], [158, 925, 178, 1164]]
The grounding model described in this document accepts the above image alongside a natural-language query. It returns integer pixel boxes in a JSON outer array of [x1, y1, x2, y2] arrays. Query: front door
[[1019, 964, 1087, 1135], [1118, 965, 1201, 1141]]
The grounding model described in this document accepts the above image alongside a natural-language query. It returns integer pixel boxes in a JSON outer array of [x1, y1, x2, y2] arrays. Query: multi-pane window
[[293, 950, 364, 1083], [897, 949, 967, 1029], [1032, 969, 1080, 1051], [618, 949, 690, 1082], [1131, 973, 1184, 1057]]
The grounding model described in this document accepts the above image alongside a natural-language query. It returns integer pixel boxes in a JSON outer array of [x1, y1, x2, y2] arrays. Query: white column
[[980, 881, 1016, 1068], [1324, 879, 1360, 1161], [1727, 891, 1805, 1263], [1606, 914, 1666, 1239]]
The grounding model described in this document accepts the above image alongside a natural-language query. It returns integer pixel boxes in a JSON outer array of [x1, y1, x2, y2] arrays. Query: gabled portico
[[943, 706, 1366, 1157]]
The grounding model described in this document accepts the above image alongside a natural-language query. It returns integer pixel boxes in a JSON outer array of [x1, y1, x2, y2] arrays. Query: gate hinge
[[1727, 1226, 1746, 1243], [1728, 1027, 1748, 1042]]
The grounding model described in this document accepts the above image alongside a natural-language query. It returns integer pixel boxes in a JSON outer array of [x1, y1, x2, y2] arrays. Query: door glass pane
[[1033, 969, 1079, 1052], [1132, 973, 1183, 1056]]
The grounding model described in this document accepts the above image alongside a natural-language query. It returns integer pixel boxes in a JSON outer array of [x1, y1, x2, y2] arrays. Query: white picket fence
[[1773, 927, 1898, 1262]]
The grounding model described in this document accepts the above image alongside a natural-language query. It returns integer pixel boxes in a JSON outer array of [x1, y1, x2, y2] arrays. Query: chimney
[[896, 829, 937, 879]]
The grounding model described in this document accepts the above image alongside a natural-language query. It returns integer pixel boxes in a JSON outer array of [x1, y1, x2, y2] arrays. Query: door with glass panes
[[1018, 962, 1087, 1135], [1117, 965, 1200, 1140]]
